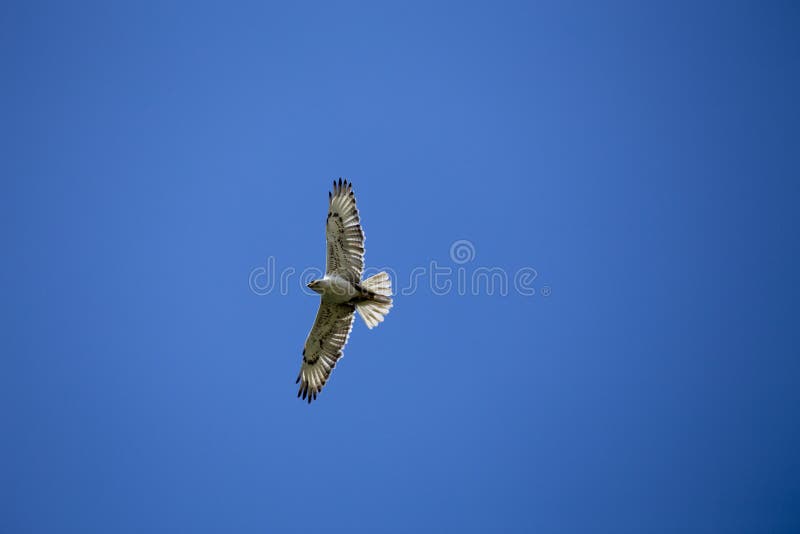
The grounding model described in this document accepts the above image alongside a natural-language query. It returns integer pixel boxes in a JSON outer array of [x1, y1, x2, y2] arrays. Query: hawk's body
[[312, 273, 362, 304], [296, 179, 392, 403]]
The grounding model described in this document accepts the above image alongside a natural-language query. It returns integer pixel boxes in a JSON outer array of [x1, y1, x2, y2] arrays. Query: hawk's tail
[[356, 271, 393, 329]]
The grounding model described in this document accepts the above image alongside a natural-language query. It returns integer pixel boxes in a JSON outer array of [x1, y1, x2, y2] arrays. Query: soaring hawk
[[297, 179, 392, 403]]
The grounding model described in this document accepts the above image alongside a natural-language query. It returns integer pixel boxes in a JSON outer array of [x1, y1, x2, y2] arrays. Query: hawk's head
[[307, 279, 323, 295]]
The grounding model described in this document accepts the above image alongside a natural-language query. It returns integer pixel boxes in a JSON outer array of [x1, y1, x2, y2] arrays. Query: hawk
[[297, 178, 393, 403]]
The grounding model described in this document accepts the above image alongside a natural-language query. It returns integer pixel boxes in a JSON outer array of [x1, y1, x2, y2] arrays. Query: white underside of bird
[[313, 273, 362, 304]]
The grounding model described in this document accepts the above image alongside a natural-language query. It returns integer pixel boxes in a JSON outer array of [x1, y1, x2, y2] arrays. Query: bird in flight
[[297, 178, 393, 403]]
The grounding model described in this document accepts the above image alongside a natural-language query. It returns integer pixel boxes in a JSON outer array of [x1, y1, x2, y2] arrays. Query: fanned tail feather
[[356, 271, 393, 329]]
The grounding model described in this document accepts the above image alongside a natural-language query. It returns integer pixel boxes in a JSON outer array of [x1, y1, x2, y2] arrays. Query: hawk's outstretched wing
[[326, 178, 365, 283], [296, 302, 356, 403]]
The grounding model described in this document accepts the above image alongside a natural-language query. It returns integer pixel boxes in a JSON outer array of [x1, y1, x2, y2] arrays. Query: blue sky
[[3, 1, 799, 532]]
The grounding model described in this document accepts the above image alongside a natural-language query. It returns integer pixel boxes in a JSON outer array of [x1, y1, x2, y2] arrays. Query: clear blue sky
[[3, 2, 799, 532]]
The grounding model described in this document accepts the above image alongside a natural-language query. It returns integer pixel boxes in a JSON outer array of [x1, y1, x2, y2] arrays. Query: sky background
[[3, 1, 800, 532]]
